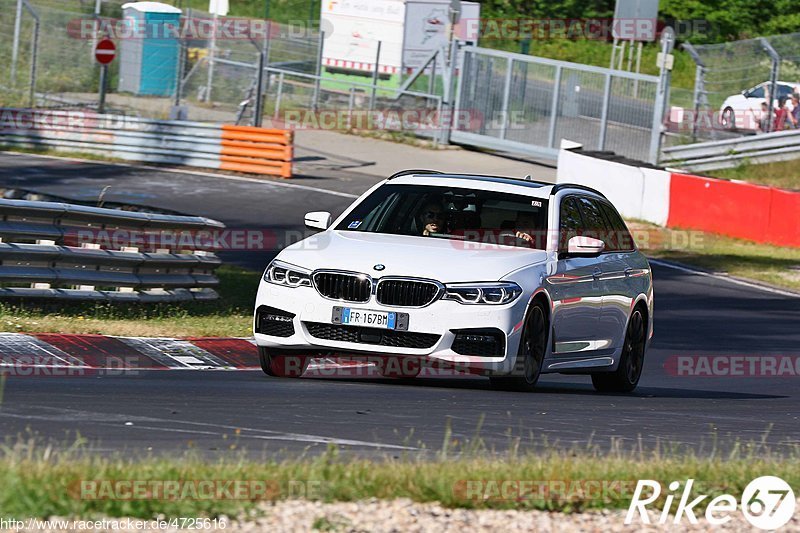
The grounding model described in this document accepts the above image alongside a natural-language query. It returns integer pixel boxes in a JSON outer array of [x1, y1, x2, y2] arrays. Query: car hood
[[277, 230, 548, 282]]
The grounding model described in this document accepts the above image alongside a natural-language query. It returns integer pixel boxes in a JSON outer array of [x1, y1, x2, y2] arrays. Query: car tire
[[258, 347, 309, 378], [490, 301, 548, 392], [721, 107, 735, 129], [591, 307, 646, 393]]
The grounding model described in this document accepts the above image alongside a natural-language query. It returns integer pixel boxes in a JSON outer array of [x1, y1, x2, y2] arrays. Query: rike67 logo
[[626, 476, 795, 530]]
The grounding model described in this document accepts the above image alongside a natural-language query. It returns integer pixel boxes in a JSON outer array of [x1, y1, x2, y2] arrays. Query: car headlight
[[443, 282, 523, 305], [263, 260, 312, 288]]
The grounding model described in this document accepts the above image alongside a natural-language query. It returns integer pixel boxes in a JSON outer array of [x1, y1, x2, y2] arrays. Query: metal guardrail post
[[547, 66, 562, 149], [499, 56, 514, 140], [598, 73, 612, 150]]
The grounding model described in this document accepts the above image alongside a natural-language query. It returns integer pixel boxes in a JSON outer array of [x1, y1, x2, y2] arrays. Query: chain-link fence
[[0, 0, 441, 133], [678, 32, 800, 142]]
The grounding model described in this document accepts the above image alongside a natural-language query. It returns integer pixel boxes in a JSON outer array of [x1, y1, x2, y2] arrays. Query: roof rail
[[549, 183, 607, 199], [387, 169, 444, 180]]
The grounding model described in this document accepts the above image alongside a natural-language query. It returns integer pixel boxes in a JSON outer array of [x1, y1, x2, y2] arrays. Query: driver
[[417, 199, 446, 236], [513, 211, 542, 246]]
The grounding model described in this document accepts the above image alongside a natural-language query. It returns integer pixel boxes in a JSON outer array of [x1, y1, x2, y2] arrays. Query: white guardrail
[[661, 129, 800, 172], [0, 109, 294, 178], [0, 198, 225, 302]]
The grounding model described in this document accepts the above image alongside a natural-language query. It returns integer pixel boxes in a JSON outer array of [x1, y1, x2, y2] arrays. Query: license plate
[[342, 308, 396, 329], [331, 307, 410, 331]]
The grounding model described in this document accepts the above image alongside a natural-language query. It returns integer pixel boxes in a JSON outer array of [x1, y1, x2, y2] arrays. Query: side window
[[749, 86, 765, 99], [598, 202, 635, 252], [559, 196, 583, 250], [575, 197, 611, 248]]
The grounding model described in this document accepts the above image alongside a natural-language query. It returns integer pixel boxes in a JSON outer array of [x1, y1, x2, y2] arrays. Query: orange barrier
[[668, 173, 800, 248], [220, 125, 293, 178]]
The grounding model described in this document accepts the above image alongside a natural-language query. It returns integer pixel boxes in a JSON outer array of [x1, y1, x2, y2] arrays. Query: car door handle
[[624, 268, 633, 277], [592, 268, 602, 280]]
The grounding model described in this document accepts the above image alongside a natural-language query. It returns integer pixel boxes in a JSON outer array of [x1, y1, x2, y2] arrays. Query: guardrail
[[0, 198, 225, 302], [661, 129, 800, 171], [0, 109, 294, 178]]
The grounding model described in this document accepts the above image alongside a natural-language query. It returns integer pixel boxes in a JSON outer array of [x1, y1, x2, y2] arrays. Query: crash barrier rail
[[0, 109, 294, 178], [660, 129, 800, 172], [0, 198, 226, 302], [557, 142, 800, 248]]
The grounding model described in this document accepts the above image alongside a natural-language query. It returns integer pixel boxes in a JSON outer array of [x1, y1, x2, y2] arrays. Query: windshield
[[335, 184, 550, 250]]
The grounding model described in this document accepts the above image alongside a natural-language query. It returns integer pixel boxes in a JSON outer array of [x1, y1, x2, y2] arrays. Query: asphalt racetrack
[[0, 152, 799, 457]]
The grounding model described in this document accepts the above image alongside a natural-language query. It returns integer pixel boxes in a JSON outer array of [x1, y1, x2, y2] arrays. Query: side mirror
[[304, 211, 331, 230], [567, 235, 605, 256]]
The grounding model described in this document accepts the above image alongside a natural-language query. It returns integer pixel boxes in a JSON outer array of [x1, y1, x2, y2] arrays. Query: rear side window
[[575, 197, 609, 241], [598, 202, 636, 252], [559, 196, 583, 250]]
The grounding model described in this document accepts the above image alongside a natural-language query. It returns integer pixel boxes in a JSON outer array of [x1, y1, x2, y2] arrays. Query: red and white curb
[[0, 333, 374, 375]]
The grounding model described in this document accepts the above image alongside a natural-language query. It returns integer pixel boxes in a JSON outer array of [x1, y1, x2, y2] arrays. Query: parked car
[[720, 81, 799, 130], [253, 170, 654, 392]]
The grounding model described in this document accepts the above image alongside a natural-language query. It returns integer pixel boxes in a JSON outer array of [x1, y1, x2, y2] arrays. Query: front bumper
[[253, 281, 528, 373]]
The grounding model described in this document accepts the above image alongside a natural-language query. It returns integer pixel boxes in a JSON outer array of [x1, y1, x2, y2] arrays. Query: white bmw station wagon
[[254, 170, 653, 392]]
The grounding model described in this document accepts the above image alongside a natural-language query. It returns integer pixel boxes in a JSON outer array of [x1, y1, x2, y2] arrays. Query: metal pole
[[11, 0, 23, 84], [649, 28, 674, 165], [273, 71, 284, 120], [98, 64, 108, 114], [370, 41, 382, 112], [691, 65, 704, 141], [347, 87, 355, 129], [311, 31, 325, 112], [174, 39, 185, 107], [759, 38, 780, 134], [682, 43, 707, 141], [428, 55, 437, 96], [254, 48, 266, 127], [598, 73, 612, 150], [499, 57, 513, 139], [205, 11, 218, 102], [547, 66, 562, 148], [29, 14, 39, 107]]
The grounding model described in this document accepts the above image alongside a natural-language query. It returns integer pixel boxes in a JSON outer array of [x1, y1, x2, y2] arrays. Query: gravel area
[[6, 499, 799, 532]]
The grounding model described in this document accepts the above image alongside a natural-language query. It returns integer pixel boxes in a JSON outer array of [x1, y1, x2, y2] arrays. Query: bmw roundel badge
[[373, 264, 386, 271]]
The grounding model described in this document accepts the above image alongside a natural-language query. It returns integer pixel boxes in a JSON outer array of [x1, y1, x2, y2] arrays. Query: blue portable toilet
[[118, 2, 182, 96]]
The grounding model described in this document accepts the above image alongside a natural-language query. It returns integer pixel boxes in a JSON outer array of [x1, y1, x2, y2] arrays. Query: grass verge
[[712, 160, 800, 191], [0, 265, 260, 338], [630, 222, 800, 291], [0, 435, 797, 519]]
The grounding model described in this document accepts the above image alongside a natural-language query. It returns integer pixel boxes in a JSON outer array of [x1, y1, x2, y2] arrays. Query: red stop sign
[[95, 38, 116, 65]]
